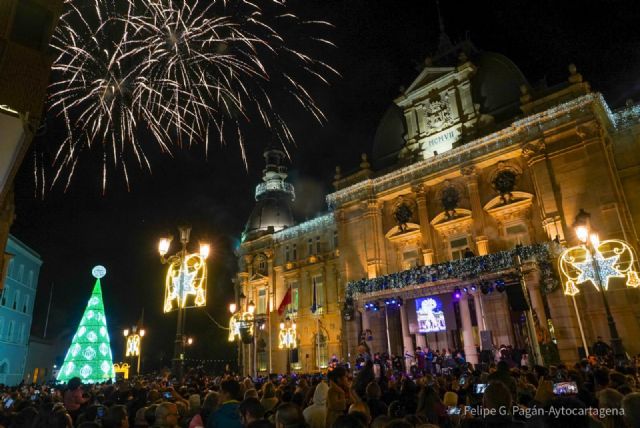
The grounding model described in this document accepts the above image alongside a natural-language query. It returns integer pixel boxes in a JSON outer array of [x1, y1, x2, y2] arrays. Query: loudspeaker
[[480, 330, 493, 350], [505, 282, 529, 311]]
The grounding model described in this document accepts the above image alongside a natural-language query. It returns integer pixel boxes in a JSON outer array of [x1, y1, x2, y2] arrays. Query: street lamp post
[[573, 209, 626, 362], [123, 326, 146, 375], [159, 226, 210, 380], [279, 317, 296, 373], [228, 297, 261, 377]]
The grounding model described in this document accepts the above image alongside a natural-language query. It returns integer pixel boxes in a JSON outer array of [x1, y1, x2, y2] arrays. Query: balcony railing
[[255, 181, 295, 200], [345, 243, 559, 298]]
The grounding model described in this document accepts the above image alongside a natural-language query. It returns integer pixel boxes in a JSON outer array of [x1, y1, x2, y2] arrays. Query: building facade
[[236, 42, 640, 373], [0, 235, 43, 385], [0, 0, 63, 293]]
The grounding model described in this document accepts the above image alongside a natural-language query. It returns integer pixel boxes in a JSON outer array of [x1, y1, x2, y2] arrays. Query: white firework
[[47, 0, 338, 191]]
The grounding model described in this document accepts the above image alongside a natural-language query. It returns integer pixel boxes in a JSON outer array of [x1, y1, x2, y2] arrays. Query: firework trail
[[47, 0, 338, 191]]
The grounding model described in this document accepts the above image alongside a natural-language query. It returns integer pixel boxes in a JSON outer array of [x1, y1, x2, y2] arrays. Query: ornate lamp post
[[229, 297, 260, 377], [158, 226, 210, 380], [123, 326, 145, 375], [558, 209, 640, 362], [279, 317, 297, 373]]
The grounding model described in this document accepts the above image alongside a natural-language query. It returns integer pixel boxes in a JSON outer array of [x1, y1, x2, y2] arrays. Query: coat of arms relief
[[424, 96, 453, 135]]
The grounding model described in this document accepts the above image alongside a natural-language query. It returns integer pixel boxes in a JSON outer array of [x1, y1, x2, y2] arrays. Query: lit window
[[257, 351, 268, 372], [505, 223, 530, 247], [315, 333, 328, 369], [288, 282, 299, 316], [257, 289, 267, 314], [403, 248, 419, 269], [450, 236, 469, 260], [312, 275, 324, 311]]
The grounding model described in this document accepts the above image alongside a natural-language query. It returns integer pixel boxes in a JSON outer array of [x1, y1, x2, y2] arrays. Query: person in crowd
[[622, 392, 640, 428], [155, 403, 180, 428], [260, 383, 279, 414], [462, 381, 524, 428], [239, 397, 270, 428], [206, 380, 242, 428], [325, 366, 355, 428], [487, 360, 517, 398], [598, 388, 625, 428], [189, 392, 219, 428], [353, 360, 374, 400], [364, 381, 387, 420], [63, 377, 88, 421], [275, 403, 305, 428], [302, 381, 328, 428], [103, 405, 130, 428], [348, 402, 371, 426]]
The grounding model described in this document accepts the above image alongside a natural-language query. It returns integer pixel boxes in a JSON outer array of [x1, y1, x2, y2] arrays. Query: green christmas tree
[[57, 266, 115, 384]]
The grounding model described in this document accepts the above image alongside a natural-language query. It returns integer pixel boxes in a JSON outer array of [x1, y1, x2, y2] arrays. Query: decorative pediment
[[403, 67, 456, 96], [249, 272, 269, 283], [484, 191, 534, 224], [384, 223, 421, 245], [430, 209, 473, 237]]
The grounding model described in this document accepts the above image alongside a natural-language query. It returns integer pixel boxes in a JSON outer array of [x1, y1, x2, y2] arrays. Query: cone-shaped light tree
[[57, 266, 115, 383]]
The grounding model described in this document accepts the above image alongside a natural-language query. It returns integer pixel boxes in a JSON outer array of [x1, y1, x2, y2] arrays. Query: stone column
[[400, 305, 414, 372], [415, 333, 427, 350], [473, 292, 486, 332], [414, 184, 435, 265], [361, 310, 370, 338], [459, 296, 478, 364], [364, 198, 387, 278], [461, 166, 489, 254]]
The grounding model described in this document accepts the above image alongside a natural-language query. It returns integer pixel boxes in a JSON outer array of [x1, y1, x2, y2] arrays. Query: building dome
[[371, 51, 528, 169], [470, 52, 528, 121], [243, 147, 295, 240], [371, 103, 407, 170], [244, 195, 294, 236]]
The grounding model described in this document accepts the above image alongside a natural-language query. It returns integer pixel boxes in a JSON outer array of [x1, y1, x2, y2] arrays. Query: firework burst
[[47, 0, 337, 191]]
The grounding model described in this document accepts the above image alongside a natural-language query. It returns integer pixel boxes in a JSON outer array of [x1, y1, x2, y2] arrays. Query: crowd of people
[[2, 352, 640, 428]]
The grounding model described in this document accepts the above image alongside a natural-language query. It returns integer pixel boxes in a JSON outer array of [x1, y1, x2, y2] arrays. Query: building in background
[[238, 35, 640, 371], [0, 235, 42, 385], [0, 0, 63, 292]]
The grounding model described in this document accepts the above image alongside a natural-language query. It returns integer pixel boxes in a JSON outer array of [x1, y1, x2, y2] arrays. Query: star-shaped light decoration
[[559, 239, 640, 296], [163, 253, 207, 312], [570, 251, 624, 291]]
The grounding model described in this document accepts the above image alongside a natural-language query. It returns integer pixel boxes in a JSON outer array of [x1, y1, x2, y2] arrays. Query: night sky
[[10, 0, 640, 368]]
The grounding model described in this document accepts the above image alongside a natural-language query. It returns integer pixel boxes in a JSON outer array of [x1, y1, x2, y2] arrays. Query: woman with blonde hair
[[260, 382, 279, 413]]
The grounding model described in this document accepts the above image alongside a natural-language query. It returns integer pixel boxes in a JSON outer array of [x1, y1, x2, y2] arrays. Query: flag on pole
[[277, 287, 292, 315]]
